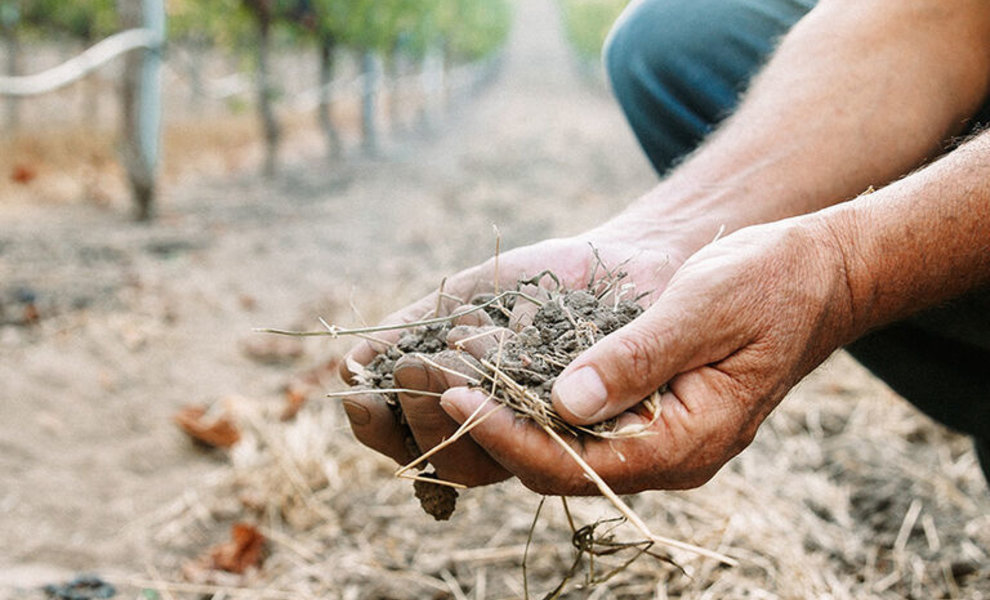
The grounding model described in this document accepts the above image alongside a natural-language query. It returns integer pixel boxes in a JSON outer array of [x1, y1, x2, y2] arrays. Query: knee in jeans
[[602, 4, 635, 91], [603, 2, 654, 97], [603, 0, 707, 96]]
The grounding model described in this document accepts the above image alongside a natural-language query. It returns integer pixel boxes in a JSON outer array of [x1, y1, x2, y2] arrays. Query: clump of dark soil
[[356, 267, 648, 519], [413, 472, 459, 521], [479, 287, 644, 431]]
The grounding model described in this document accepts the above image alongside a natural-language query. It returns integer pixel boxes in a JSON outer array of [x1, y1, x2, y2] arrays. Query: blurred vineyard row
[[0, 1, 627, 219], [0, 1, 512, 62], [0, 0, 512, 218]]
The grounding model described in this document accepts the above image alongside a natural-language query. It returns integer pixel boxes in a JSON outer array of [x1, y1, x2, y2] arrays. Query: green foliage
[[284, 0, 511, 61], [18, 0, 117, 41], [0, 2, 21, 31], [294, 0, 439, 54], [7, 0, 512, 63], [168, 0, 251, 46], [559, 0, 628, 60], [441, 0, 512, 62]]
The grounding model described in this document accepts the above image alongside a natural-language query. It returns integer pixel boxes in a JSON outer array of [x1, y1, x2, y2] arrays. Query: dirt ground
[[2, 1, 989, 598]]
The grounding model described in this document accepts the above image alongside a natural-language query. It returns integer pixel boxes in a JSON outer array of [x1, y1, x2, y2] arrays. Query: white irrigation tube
[[0, 27, 162, 96]]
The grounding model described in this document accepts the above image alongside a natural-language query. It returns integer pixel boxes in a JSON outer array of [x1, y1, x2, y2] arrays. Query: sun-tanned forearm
[[601, 0, 990, 256], [816, 131, 990, 338]]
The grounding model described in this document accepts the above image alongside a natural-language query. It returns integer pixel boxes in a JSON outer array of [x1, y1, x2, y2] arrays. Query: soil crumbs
[[359, 272, 646, 520]]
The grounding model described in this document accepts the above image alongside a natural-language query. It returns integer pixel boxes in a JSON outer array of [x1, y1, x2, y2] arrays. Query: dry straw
[[226, 245, 989, 598]]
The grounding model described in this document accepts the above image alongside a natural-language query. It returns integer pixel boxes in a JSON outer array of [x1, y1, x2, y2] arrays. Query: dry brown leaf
[[280, 385, 308, 422], [279, 356, 342, 421], [10, 164, 37, 184], [209, 522, 266, 574], [240, 335, 305, 365], [173, 404, 241, 448], [23, 303, 40, 325]]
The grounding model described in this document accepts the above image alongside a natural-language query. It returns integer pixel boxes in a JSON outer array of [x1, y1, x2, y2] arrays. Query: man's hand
[[438, 217, 855, 494], [339, 224, 690, 487]]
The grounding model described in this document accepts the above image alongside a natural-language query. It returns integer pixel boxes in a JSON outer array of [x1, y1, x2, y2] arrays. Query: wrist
[[804, 208, 872, 344], [587, 183, 741, 259]]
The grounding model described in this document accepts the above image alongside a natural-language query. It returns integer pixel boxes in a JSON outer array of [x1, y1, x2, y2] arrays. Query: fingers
[[340, 334, 400, 384], [441, 388, 594, 494], [338, 282, 489, 384], [339, 257, 559, 384], [451, 304, 495, 328], [395, 352, 510, 486], [442, 375, 748, 494], [550, 280, 746, 426], [338, 308, 422, 385], [441, 387, 694, 494], [342, 392, 417, 466]]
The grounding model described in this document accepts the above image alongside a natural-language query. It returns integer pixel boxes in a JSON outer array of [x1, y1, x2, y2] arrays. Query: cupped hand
[[339, 223, 689, 486], [438, 217, 857, 494]]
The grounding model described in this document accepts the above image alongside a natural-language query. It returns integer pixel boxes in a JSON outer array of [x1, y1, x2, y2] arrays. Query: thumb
[[551, 298, 734, 426]]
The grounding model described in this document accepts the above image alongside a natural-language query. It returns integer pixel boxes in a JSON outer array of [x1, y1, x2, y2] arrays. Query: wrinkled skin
[[340, 225, 690, 489], [340, 217, 855, 494]]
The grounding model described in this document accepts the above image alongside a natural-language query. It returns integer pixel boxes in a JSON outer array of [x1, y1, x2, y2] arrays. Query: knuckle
[[520, 470, 589, 496], [611, 329, 660, 389], [440, 465, 504, 489], [516, 455, 577, 494], [517, 450, 597, 496]]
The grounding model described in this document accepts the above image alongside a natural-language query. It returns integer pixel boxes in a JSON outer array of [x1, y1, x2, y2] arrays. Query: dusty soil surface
[[2, 1, 988, 598]]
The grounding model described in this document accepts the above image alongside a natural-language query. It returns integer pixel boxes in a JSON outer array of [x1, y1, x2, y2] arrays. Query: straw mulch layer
[[139, 345, 990, 599]]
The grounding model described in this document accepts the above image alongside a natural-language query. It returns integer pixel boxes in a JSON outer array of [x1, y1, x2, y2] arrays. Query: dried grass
[[139, 316, 990, 598]]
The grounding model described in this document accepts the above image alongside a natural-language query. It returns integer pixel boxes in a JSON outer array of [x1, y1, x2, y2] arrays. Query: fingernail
[[439, 397, 463, 423], [441, 389, 484, 424], [342, 400, 371, 426], [554, 366, 607, 420]]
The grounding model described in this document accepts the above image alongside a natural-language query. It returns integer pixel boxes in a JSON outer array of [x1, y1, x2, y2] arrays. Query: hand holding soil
[[444, 218, 858, 495], [342, 216, 857, 501], [339, 234, 680, 491]]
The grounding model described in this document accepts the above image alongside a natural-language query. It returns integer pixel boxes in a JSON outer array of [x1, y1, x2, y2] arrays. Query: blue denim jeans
[[605, 0, 990, 482]]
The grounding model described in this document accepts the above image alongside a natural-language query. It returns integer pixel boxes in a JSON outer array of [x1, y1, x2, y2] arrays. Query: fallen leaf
[[210, 523, 266, 574], [10, 164, 37, 184], [23, 303, 40, 325], [240, 335, 304, 365], [279, 356, 341, 420], [238, 294, 257, 311], [280, 385, 308, 422], [173, 404, 241, 448]]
